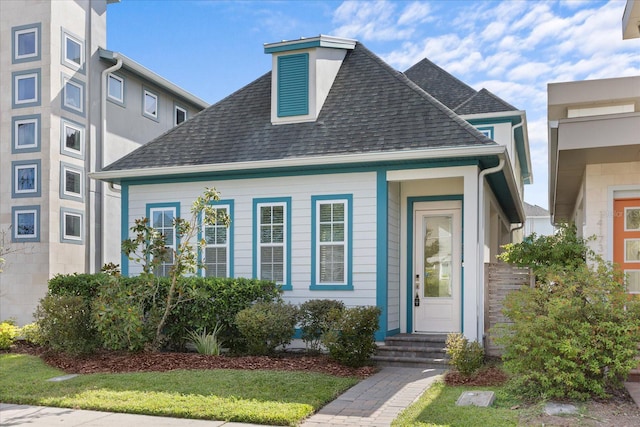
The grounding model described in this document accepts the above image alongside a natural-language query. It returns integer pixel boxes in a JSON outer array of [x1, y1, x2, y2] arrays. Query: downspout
[[509, 120, 525, 242], [510, 222, 525, 241], [477, 157, 505, 343], [100, 55, 123, 270]]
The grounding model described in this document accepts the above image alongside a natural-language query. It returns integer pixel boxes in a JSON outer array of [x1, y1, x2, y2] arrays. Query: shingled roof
[[103, 43, 497, 172], [404, 58, 518, 115]]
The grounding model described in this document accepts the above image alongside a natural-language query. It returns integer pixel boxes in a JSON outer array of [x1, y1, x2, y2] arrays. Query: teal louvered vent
[[277, 53, 309, 117]]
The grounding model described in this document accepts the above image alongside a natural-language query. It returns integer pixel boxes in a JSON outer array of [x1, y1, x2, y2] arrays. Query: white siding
[[126, 171, 378, 308], [387, 181, 401, 331]]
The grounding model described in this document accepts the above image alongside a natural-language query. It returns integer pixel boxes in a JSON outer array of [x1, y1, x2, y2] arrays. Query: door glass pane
[[423, 215, 452, 298], [626, 270, 640, 293], [626, 208, 640, 230], [625, 239, 640, 262]]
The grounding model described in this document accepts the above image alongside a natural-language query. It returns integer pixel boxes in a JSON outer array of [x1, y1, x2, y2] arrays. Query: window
[[201, 203, 232, 278], [13, 70, 40, 107], [60, 163, 83, 201], [12, 115, 40, 153], [12, 206, 40, 242], [311, 195, 352, 289], [175, 105, 187, 125], [143, 90, 158, 119], [12, 24, 40, 63], [476, 126, 494, 139], [107, 74, 124, 104], [148, 205, 178, 277], [61, 208, 83, 243], [12, 160, 40, 198], [277, 53, 309, 117], [63, 77, 84, 114], [61, 120, 84, 158], [254, 198, 291, 288], [63, 32, 83, 69]]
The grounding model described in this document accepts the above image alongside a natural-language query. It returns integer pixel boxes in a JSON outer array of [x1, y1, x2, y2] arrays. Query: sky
[[106, 0, 640, 210]]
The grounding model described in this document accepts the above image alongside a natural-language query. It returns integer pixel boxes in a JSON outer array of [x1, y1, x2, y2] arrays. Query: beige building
[[0, 0, 207, 324]]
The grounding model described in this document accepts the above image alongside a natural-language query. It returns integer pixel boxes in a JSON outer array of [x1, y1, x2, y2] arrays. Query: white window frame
[[14, 117, 38, 150], [257, 202, 287, 284], [63, 77, 84, 113], [315, 198, 349, 285], [625, 270, 640, 294], [107, 74, 124, 103], [14, 208, 38, 240], [63, 32, 83, 69], [201, 205, 230, 278], [143, 89, 158, 119], [175, 105, 187, 126], [14, 27, 38, 61], [61, 120, 84, 158], [62, 164, 83, 200], [149, 206, 177, 277], [14, 163, 38, 195], [624, 207, 640, 231], [625, 239, 640, 263], [15, 73, 38, 104], [62, 211, 82, 241]]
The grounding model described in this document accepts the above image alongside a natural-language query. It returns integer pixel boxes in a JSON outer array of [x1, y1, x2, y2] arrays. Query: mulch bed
[[8, 342, 377, 379], [444, 366, 509, 386]]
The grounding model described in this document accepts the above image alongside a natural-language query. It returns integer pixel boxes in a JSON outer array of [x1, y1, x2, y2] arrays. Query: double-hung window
[[254, 198, 291, 288], [149, 205, 178, 277], [201, 203, 232, 278], [311, 195, 352, 289]]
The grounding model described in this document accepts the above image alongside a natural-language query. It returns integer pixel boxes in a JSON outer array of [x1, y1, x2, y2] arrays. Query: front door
[[413, 201, 462, 333], [614, 198, 640, 293]]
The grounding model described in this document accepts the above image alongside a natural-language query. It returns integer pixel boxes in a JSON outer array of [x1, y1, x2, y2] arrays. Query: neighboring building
[[93, 35, 532, 342], [0, 0, 208, 324], [523, 202, 554, 237], [623, 0, 640, 40]]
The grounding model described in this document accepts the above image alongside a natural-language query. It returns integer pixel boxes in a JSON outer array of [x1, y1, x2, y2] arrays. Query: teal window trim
[[375, 170, 388, 340], [60, 161, 84, 202], [277, 53, 309, 117], [12, 159, 41, 198], [197, 200, 234, 278], [405, 195, 464, 334], [310, 194, 353, 291], [12, 114, 41, 154], [12, 23, 41, 64], [253, 197, 292, 290], [12, 69, 41, 108], [146, 202, 181, 277], [476, 126, 494, 140], [60, 207, 84, 244], [11, 205, 40, 243]]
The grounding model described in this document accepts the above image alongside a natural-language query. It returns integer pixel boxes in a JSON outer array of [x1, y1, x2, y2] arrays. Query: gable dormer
[[264, 35, 356, 125]]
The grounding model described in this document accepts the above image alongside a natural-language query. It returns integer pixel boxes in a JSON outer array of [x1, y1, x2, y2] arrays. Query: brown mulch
[[8, 342, 377, 379], [444, 366, 509, 386]]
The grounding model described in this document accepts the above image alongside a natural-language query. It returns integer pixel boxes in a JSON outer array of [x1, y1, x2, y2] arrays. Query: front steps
[[373, 333, 449, 368]]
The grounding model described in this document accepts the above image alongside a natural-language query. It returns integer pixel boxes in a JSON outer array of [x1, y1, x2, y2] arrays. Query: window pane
[[626, 208, 640, 231], [260, 225, 271, 243], [66, 37, 81, 65], [152, 211, 163, 227], [319, 245, 344, 283], [626, 271, 640, 293], [261, 206, 272, 224], [272, 206, 284, 224], [65, 126, 81, 151], [65, 82, 81, 109], [205, 247, 226, 278], [333, 223, 345, 241], [163, 229, 174, 246], [176, 108, 186, 125], [18, 31, 36, 56], [18, 77, 36, 101], [144, 92, 157, 116], [17, 122, 35, 146], [65, 170, 81, 194], [17, 212, 35, 236], [272, 225, 284, 243], [319, 224, 332, 242], [332, 203, 344, 221], [626, 239, 640, 262], [216, 227, 227, 244], [108, 75, 122, 100], [65, 214, 81, 238], [319, 204, 332, 222], [17, 167, 35, 191]]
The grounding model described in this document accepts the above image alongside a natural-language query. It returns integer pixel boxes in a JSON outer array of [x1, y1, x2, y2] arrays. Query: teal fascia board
[[375, 170, 388, 340], [265, 40, 323, 54]]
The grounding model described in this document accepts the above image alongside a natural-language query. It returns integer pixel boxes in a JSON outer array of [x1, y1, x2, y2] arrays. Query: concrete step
[[375, 345, 446, 359], [374, 333, 449, 368]]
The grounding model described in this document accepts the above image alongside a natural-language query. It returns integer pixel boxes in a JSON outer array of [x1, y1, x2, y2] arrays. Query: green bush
[[165, 277, 282, 353], [445, 333, 484, 376], [47, 273, 108, 301], [186, 323, 223, 355], [235, 301, 299, 355], [322, 306, 381, 367], [0, 321, 19, 350], [20, 322, 43, 345], [35, 295, 99, 355], [299, 299, 345, 352], [496, 261, 640, 400]]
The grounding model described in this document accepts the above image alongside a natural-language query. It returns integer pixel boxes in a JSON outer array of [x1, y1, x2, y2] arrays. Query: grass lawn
[[0, 354, 359, 426], [393, 380, 522, 427]]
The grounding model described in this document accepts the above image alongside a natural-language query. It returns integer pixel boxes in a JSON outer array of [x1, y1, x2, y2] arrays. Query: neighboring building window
[[61, 208, 83, 243], [143, 89, 158, 119], [61, 120, 84, 158], [149, 206, 177, 277], [12, 115, 40, 153], [62, 32, 83, 69], [12, 206, 40, 242], [202, 204, 231, 278], [277, 53, 309, 117], [175, 105, 187, 125], [12, 24, 40, 63], [12, 160, 40, 198], [311, 195, 353, 289], [60, 163, 83, 201], [63, 77, 84, 114], [254, 198, 291, 288], [13, 70, 40, 107], [107, 74, 124, 104]]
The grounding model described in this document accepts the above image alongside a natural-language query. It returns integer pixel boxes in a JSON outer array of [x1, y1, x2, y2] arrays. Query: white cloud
[[332, 1, 414, 41], [507, 62, 553, 82], [398, 1, 433, 25]]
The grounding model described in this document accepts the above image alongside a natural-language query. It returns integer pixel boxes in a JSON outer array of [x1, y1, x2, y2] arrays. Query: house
[[0, 0, 207, 325], [523, 202, 554, 237], [92, 35, 531, 342]]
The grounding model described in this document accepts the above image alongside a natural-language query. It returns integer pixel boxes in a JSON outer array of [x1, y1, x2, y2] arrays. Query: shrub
[[186, 323, 223, 355], [35, 295, 99, 355], [235, 301, 299, 355], [496, 261, 640, 400], [47, 273, 107, 301], [299, 299, 345, 352], [20, 322, 44, 345], [445, 333, 484, 376], [322, 306, 381, 367], [0, 321, 19, 350]]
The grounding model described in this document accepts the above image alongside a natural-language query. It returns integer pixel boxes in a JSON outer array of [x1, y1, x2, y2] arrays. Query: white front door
[[413, 201, 462, 333]]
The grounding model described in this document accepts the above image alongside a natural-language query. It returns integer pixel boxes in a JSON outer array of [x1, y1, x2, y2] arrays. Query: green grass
[[0, 354, 359, 426], [393, 380, 521, 427]]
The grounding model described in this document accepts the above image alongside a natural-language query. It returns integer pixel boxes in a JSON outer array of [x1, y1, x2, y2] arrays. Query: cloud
[[398, 1, 433, 25], [332, 1, 414, 41]]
